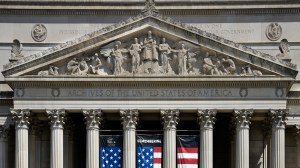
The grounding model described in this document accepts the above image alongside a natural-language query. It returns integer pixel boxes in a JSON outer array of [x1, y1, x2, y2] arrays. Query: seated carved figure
[[203, 52, 216, 75], [221, 56, 236, 75], [67, 58, 79, 75], [38, 66, 59, 76]]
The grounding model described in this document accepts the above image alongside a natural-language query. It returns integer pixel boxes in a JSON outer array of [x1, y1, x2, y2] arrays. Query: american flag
[[100, 135, 123, 168], [177, 135, 199, 168], [137, 135, 162, 168]]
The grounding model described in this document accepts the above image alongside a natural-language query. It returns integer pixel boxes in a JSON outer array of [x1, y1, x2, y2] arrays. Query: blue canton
[[137, 147, 154, 168], [100, 147, 122, 168]]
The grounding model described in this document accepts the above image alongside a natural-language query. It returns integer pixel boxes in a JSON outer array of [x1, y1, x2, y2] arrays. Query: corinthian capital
[[83, 109, 102, 129], [234, 109, 253, 129], [269, 109, 288, 128], [120, 109, 138, 130], [161, 109, 179, 129], [198, 109, 217, 129], [11, 109, 31, 129], [47, 109, 65, 129]]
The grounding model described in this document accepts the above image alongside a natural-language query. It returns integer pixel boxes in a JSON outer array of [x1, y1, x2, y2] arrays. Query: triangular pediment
[[2, 12, 298, 79]]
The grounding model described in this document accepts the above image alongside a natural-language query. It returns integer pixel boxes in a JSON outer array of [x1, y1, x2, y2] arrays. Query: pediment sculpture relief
[[37, 31, 264, 77]]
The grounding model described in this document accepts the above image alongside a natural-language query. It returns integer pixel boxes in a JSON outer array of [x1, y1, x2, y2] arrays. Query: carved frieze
[[197, 109, 217, 129], [161, 109, 179, 129], [35, 31, 269, 77], [83, 109, 102, 129], [46, 109, 66, 129], [120, 109, 138, 130], [11, 109, 31, 129]]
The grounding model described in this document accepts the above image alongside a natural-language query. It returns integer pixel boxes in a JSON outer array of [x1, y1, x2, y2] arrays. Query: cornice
[[4, 77, 293, 88], [1, 8, 300, 16]]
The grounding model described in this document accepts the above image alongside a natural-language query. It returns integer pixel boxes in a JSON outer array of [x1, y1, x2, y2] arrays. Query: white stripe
[[153, 164, 161, 168], [177, 153, 198, 159], [154, 152, 161, 158], [177, 164, 198, 168]]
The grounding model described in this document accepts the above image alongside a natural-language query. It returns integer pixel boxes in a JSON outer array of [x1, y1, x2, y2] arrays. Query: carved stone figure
[[276, 39, 291, 62], [89, 53, 107, 75], [129, 38, 142, 73], [159, 38, 172, 73], [221, 56, 236, 74], [203, 52, 216, 75], [172, 43, 189, 75], [38, 66, 59, 76], [266, 23, 282, 41], [141, 31, 159, 73], [31, 24, 47, 42], [67, 58, 79, 75], [111, 41, 128, 75], [141, 0, 158, 16], [78, 57, 89, 75], [10, 39, 23, 61], [241, 65, 262, 76]]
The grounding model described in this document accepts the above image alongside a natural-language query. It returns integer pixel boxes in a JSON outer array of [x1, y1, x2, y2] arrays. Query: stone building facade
[[1, 1, 300, 168]]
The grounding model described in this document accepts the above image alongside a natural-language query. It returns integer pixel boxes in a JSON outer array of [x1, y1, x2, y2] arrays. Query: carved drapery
[[198, 109, 217, 129], [120, 109, 138, 130], [83, 109, 102, 129], [47, 109, 66, 129], [161, 109, 179, 129]]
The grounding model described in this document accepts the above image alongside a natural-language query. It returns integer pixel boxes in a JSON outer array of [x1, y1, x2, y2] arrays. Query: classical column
[[11, 109, 31, 168], [161, 109, 179, 168], [198, 109, 216, 168], [120, 109, 138, 168], [47, 109, 65, 168], [295, 125, 300, 168], [83, 109, 102, 168], [0, 125, 9, 168], [234, 109, 253, 168], [269, 109, 288, 168]]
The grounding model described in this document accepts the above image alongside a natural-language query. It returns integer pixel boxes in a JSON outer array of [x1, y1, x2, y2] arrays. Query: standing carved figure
[[173, 43, 189, 75], [159, 38, 172, 73], [129, 38, 142, 73], [90, 53, 107, 75], [67, 58, 79, 75], [141, 31, 159, 73], [111, 41, 127, 75]]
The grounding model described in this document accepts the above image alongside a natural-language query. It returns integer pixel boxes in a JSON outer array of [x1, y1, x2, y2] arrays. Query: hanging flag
[[100, 135, 123, 168], [137, 134, 162, 168], [177, 135, 199, 168]]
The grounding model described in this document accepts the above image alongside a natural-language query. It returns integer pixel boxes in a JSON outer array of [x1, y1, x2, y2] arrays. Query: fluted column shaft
[[198, 109, 216, 168], [234, 109, 253, 168], [47, 109, 65, 168], [270, 109, 288, 168], [296, 125, 300, 168], [161, 109, 179, 168], [12, 109, 31, 168], [0, 125, 9, 168], [83, 109, 102, 168], [121, 109, 138, 168]]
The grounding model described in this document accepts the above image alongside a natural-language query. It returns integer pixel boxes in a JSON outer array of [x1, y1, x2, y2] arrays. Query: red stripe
[[177, 158, 198, 164], [154, 147, 162, 152], [177, 147, 198, 153], [154, 158, 161, 163]]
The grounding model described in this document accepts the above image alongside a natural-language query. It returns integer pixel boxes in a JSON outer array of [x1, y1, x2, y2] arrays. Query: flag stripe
[[177, 158, 198, 164], [154, 152, 161, 158], [177, 164, 198, 168], [154, 164, 162, 168], [177, 153, 198, 159], [177, 147, 198, 153], [154, 158, 162, 163], [154, 147, 162, 152]]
